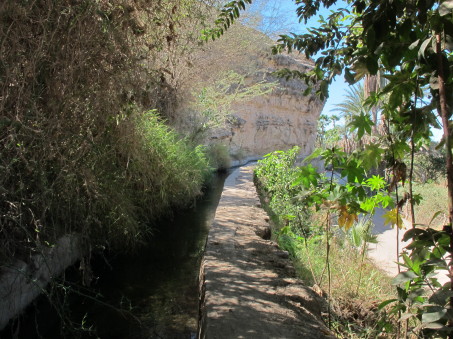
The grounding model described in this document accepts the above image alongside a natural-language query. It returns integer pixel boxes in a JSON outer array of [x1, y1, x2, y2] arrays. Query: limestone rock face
[[178, 24, 324, 164], [212, 54, 324, 161]]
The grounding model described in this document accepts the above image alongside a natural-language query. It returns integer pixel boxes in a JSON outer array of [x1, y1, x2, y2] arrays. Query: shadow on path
[[199, 166, 334, 339]]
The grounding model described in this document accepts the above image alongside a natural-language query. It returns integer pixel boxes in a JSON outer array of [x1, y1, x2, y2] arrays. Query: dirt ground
[[368, 209, 449, 285], [198, 165, 335, 339]]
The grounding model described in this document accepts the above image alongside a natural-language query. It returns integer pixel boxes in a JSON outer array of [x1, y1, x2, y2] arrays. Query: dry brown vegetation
[[0, 0, 218, 262]]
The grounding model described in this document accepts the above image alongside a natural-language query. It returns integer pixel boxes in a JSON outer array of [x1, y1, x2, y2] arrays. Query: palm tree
[[330, 83, 371, 153], [330, 79, 386, 152], [331, 83, 368, 130], [333, 74, 386, 136]]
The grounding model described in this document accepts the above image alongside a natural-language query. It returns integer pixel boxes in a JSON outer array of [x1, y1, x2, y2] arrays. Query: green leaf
[[378, 298, 397, 310], [401, 253, 417, 272], [439, 0, 453, 16], [302, 148, 323, 163], [387, 46, 404, 68], [392, 271, 418, 285], [279, 225, 291, 235], [365, 26, 376, 50], [315, 66, 324, 79], [352, 58, 369, 80], [423, 322, 445, 329], [361, 145, 384, 171], [422, 309, 447, 323], [344, 67, 356, 85], [292, 164, 319, 188], [360, 197, 376, 213], [341, 159, 366, 182], [408, 39, 420, 50], [365, 56, 378, 74], [418, 37, 433, 60], [429, 211, 444, 226], [445, 30, 453, 50], [402, 228, 426, 242], [320, 80, 328, 99], [429, 290, 453, 305], [380, 195, 393, 209], [348, 112, 373, 139], [366, 175, 386, 190]]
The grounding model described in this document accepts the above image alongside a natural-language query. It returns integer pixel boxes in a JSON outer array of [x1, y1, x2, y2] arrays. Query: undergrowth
[[402, 182, 448, 229], [254, 147, 397, 338], [270, 211, 396, 338], [0, 1, 215, 335], [0, 0, 214, 262]]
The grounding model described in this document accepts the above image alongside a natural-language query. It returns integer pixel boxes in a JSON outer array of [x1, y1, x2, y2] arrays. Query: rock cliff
[[221, 54, 323, 162], [179, 24, 324, 164]]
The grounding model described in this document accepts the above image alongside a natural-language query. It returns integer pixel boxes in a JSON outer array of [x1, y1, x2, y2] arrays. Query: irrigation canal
[[1, 172, 229, 339]]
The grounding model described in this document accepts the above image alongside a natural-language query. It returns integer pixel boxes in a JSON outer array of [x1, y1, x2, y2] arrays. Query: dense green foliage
[[254, 146, 309, 231], [0, 0, 216, 261], [254, 148, 395, 338]]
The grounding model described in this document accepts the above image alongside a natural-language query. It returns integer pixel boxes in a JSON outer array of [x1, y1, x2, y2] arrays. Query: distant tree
[[332, 83, 367, 128], [317, 114, 343, 149], [364, 72, 389, 133], [331, 83, 369, 152], [330, 114, 339, 128]]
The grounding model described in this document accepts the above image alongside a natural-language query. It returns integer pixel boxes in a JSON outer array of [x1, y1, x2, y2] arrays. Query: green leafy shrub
[[206, 143, 231, 171], [255, 147, 396, 337], [254, 146, 313, 231]]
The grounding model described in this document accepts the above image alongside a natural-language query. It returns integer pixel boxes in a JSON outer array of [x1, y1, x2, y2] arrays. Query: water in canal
[[1, 171, 228, 339]]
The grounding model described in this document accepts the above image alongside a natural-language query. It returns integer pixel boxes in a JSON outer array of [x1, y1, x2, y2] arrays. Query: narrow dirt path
[[368, 212, 449, 284], [367, 208, 404, 276], [198, 165, 334, 339]]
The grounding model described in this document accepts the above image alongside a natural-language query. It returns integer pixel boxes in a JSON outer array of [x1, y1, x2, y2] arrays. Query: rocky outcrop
[[212, 53, 323, 161], [178, 24, 324, 164]]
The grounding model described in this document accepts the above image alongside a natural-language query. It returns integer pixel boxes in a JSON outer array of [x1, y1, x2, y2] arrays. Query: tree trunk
[[436, 33, 453, 337], [364, 74, 379, 134]]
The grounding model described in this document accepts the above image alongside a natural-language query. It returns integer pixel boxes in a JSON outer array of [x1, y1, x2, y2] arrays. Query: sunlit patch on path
[[199, 165, 334, 338]]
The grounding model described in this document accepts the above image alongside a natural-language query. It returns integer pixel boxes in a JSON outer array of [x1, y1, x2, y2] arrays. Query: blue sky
[[278, 1, 350, 118], [244, 0, 350, 116], [244, 0, 443, 141]]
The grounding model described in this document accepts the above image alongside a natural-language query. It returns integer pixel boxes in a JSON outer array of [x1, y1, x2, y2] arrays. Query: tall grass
[[131, 111, 211, 211], [83, 110, 211, 250], [281, 232, 393, 299], [1, 108, 211, 262], [0, 0, 214, 261], [407, 182, 448, 228]]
